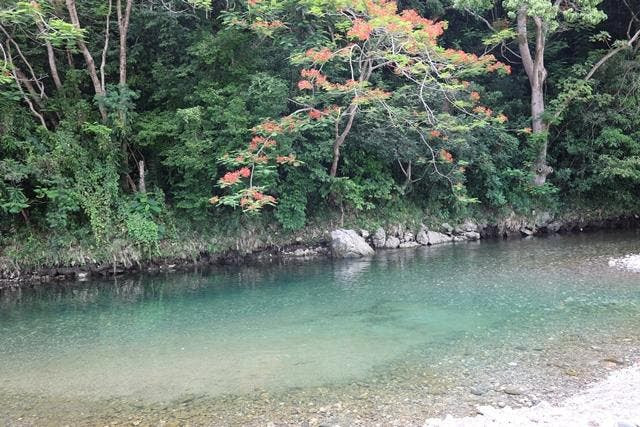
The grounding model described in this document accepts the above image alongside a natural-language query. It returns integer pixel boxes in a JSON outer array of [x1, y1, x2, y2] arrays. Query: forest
[[1, 0, 639, 269]]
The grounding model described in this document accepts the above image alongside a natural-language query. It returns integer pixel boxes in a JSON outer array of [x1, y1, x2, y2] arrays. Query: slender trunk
[[14, 68, 44, 109], [330, 103, 358, 178], [35, 19, 62, 90], [100, 0, 112, 91], [65, 0, 107, 121], [138, 160, 146, 193], [116, 0, 133, 192], [328, 58, 372, 178], [9, 66, 48, 129], [117, 0, 133, 86], [402, 161, 412, 192]]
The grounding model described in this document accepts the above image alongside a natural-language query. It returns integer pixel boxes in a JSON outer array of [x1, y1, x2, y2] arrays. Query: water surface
[[1, 231, 639, 424]]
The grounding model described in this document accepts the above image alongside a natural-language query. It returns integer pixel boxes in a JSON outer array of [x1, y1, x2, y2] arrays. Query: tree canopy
[[0, 0, 639, 253]]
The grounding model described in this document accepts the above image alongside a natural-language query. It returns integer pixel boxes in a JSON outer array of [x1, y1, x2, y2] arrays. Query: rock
[[453, 235, 468, 242], [76, 271, 89, 281], [503, 386, 525, 396], [384, 236, 400, 249], [564, 368, 579, 377], [546, 220, 563, 233], [372, 227, 386, 248], [426, 231, 453, 245], [463, 231, 481, 241], [535, 211, 553, 227], [388, 223, 404, 239], [470, 385, 488, 396], [416, 230, 429, 246], [455, 219, 478, 233], [403, 231, 415, 242], [603, 357, 625, 365], [520, 227, 535, 236], [441, 223, 454, 234], [359, 229, 370, 239], [399, 241, 420, 248], [330, 229, 375, 258]]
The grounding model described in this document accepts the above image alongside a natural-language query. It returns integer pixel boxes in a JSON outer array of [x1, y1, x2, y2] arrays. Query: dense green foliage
[[0, 0, 639, 261]]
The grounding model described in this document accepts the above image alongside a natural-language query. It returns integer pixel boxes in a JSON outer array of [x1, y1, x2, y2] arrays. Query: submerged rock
[[330, 229, 375, 258], [399, 241, 420, 248], [503, 386, 526, 396]]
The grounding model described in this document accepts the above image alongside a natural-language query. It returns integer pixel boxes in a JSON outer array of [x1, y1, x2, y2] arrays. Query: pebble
[[470, 386, 487, 396], [503, 387, 525, 396]]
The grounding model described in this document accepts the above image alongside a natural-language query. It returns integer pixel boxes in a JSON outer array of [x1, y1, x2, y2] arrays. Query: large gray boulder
[[463, 231, 481, 241], [416, 229, 429, 245], [330, 229, 375, 258], [384, 236, 401, 249], [426, 231, 453, 245], [455, 219, 478, 234], [372, 227, 386, 248]]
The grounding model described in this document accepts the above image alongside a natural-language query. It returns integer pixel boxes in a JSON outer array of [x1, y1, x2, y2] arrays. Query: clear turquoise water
[[1, 232, 639, 410]]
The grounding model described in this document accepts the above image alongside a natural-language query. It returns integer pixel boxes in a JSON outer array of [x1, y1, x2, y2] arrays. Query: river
[[1, 231, 639, 425]]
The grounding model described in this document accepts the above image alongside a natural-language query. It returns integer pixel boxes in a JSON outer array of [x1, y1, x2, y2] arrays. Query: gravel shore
[[425, 363, 640, 426]]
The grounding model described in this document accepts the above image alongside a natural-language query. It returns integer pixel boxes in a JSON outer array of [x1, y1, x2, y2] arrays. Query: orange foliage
[[440, 149, 454, 163], [348, 19, 373, 41]]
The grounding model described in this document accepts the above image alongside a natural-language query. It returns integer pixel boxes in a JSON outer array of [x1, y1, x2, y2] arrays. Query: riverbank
[[425, 362, 640, 426], [2, 211, 640, 288]]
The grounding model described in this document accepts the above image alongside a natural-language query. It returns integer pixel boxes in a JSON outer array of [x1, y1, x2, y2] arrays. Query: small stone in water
[[603, 357, 624, 365], [503, 387, 525, 396], [470, 386, 487, 396], [565, 369, 579, 377]]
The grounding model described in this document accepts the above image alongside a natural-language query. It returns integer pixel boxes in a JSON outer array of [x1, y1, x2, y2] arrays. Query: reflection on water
[[0, 231, 639, 405]]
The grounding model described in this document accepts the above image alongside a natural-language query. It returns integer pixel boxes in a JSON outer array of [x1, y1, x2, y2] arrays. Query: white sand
[[424, 364, 640, 426], [609, 255, 640, 272]]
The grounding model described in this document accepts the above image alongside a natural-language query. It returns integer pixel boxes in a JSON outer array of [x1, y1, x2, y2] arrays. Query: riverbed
[[1, 231, 639, 425]]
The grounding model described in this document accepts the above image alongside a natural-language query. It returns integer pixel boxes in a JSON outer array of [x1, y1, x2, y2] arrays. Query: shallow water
[[1, 231, 640, 424]]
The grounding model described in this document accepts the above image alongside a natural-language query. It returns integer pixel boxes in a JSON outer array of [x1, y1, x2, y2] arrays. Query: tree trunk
[[330, 103, 358, 178], [517, 8, 552, 186], [35, 19, 62, 90], [138, 160, 146, 193], [116, 0, 133, 86], [530, 80, 551, 185], [65, 0, 107, 121], [401, 160, 412, 193]]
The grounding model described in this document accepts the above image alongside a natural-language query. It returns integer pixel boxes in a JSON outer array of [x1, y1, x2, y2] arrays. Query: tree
[[455, 0, 606, 185], [212, 0, 510, 213]]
